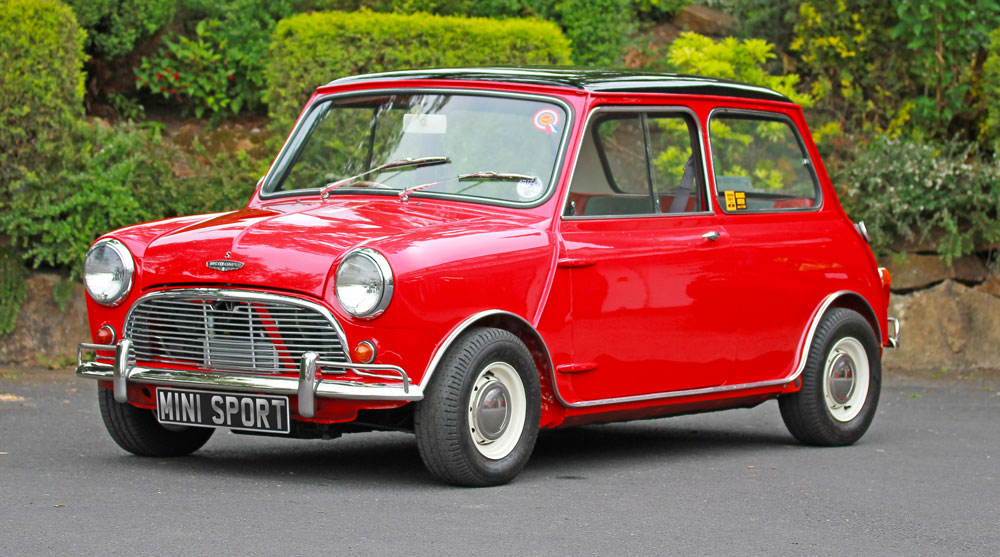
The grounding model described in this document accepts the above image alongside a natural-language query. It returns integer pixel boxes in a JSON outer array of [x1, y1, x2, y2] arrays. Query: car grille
[[124, 292, 348, 374]]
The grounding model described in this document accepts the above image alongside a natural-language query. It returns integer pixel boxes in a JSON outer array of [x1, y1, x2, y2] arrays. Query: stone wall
[[0, 273, 89, 367]]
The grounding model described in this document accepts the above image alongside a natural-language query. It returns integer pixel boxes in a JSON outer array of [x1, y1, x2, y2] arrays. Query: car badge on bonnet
[[207, 252, 244, 271]]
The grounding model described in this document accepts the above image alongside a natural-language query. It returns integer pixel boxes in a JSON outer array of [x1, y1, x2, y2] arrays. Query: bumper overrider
[[77, 339, 423, 419]]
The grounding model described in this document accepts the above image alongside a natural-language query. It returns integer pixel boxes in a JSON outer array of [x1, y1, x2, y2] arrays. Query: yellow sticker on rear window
[[724, 190, 747, 211]]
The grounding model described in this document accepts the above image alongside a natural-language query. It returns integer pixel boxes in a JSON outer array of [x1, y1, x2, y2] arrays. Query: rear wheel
[[98, 387, 214, 457], [779, 308, 881, 446], [414, 328, 540, 486]]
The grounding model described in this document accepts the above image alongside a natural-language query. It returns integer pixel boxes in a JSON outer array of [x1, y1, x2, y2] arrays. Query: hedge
[[265, 10, 572, 132], [0, 0, 86, 193], [64, 0, 175, 59]]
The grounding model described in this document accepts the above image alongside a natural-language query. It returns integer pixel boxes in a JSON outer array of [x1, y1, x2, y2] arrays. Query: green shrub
[[666, 32, 813, 107], [137, 0, 299, 117], [1, 123, 177, 276], [0, 246, 27, 336], [265, 10, 572, 132], [725, 0, 798, 55], [555, 0, 633, 66], [832, 135, 1000, 263], [979, 28, 1000, 153], [0, 0, 86, 196], [64, 0, 175, 59]]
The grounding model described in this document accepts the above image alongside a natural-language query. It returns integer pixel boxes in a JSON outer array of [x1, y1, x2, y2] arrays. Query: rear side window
[[709, 112, 820, 213], [565, 110, 706, 217]]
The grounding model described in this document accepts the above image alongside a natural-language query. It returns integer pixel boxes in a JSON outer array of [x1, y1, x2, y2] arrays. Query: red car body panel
[[82, 70, 889, 432]]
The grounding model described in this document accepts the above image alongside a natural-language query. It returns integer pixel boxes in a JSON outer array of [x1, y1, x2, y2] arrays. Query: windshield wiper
[[398, 171, 540, 201], [319, 156, 450, 199], [457, 171, 538, 182]]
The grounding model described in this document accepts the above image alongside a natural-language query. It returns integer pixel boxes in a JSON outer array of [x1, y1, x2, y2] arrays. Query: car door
[[707, 108, 832, 385], [554, 107, 737, 404]]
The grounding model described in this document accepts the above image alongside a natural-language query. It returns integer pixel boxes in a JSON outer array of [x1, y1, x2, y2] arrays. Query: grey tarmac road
[[1, 367, 997, 556]]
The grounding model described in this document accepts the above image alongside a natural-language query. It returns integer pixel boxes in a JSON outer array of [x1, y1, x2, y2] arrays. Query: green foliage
[[666, 32, 814, 107], [64, 0, 175, 59], [555, 0, 633, 66], [891, 0, 1000, 137], [791, 0, 901, 128], [982, 29, 1000, 152], [137, 1, 297, 118], [0, 0, 86, 197], [833, 135, 1000, 263], [1, 119, 263, 277], [1, 123, 175, 276], [0, 247, 27, 336], [265, 10, 572, 132], [725, 0, 798, 54], [633, 0, 686, 21]]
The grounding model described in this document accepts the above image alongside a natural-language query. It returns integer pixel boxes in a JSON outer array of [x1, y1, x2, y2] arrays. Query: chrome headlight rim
[[84, 238, 135, 307], [335, 247, 393, 319]]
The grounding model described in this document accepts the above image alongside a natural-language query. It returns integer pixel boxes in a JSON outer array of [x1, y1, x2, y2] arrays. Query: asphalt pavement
[[1, 367, 997, 555]]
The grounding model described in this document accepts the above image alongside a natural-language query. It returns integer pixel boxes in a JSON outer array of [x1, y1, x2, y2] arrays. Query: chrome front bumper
[[77, 340, 423, 418]]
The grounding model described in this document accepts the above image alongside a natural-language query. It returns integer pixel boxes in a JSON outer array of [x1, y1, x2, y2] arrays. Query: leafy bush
[[725, 0, 798, 54], [832, 135, 1000, 263], [0, 0, 86, 196], [0, 247, 27, 336], [666, 32, 813, 107], [555, 0, 633, 66], [1, 123, 177, 276], [982, 28, 1000, 153], [1, 119, 264, 277], [890, 0, 1000, 138], [137, 0, 299, 117], [64, 0, 175, 59], [265, 10, 572, 132]]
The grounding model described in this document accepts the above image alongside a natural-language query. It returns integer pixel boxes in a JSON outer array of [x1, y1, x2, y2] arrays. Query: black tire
[[779, 308, 881, 446], [98, 387, 214, 457], [414, 327, 541, 487]]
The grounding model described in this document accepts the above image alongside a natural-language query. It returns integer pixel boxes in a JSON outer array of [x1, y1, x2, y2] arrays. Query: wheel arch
[[420, 310, 555, 395], [788, 290, 882, 386]]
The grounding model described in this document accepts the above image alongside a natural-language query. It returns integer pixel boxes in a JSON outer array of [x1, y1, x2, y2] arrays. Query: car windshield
[[263, 92, 569, 205]]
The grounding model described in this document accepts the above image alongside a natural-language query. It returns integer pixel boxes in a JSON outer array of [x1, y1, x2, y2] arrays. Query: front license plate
[[156, 387, 290, 434]]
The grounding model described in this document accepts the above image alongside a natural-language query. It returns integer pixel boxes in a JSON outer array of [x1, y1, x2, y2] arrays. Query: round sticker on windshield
[[532, 109, 560, 134], [517, 177, 544, 200]]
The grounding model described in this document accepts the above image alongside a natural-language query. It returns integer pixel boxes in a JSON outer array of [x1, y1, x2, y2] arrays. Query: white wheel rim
[[468, 362, 526, 460], [822, 337, 869, 422]]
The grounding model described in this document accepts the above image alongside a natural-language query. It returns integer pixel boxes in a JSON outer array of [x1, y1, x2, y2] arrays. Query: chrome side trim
[[78, 343, 421, 404]]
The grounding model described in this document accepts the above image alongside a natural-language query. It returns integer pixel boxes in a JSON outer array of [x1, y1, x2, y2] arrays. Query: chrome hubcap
[[822, 337, 870, 423], [468, 362, 526, 460], [474, 380, 510, 441], [827, 353, 856, 404]]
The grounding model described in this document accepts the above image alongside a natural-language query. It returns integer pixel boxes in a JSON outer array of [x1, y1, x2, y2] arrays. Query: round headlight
[[335, 248, 393, 319], [84, 238, 134, 306]]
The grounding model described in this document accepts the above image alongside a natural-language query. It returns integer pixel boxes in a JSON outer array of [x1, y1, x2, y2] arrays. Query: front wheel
[[98, 387, 214, 457], [414, 327, 541, 486], [779, 308, 881, 446]]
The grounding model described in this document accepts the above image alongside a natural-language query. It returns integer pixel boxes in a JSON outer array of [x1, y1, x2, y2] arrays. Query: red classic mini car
[[78, 68, 898, 486]]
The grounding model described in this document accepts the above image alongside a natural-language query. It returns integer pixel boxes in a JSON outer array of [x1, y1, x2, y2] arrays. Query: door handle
[[702, 231, 721, 242]]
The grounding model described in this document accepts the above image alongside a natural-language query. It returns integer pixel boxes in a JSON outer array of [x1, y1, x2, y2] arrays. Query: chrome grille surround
[[124, 289, 350, 375]]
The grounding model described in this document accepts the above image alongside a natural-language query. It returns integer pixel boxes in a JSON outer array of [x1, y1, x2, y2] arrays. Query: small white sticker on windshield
[[517, 177, 544, 200], [403, 114, 447, 134]]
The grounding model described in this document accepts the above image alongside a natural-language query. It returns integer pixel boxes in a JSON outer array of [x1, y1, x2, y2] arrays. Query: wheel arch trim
[[420, 310, 557, 392], [786, 290, 881, 384]]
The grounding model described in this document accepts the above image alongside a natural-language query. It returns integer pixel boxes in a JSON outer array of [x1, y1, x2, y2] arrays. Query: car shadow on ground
[[97, 417, 797, 487]]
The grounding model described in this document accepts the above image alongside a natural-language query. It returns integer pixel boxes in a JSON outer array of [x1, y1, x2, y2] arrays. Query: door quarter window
[[709, 111, 820, 213], [565, 110, 706, 217]]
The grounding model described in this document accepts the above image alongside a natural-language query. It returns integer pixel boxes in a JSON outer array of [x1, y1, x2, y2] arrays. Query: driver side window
[[565, 110, 704, 217]]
